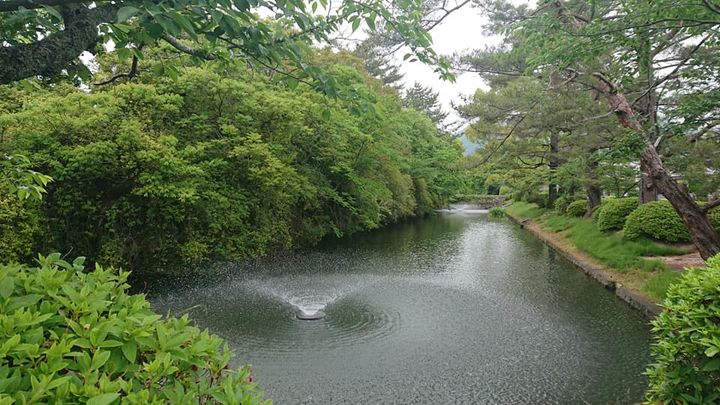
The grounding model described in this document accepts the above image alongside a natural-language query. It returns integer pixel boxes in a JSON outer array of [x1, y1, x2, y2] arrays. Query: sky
[[392, 4, 496, 124]]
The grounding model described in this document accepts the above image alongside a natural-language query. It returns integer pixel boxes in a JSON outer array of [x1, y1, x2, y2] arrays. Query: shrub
[[489, 207, 505, 218], [565, 200, 587, 217], [554, 195, 570, 214], [597, 197, 638, 232], [645, 254, 720, 403], [624, 200, 690, 243], [0, 254, 268, 404], [526, 192, 549, 208]]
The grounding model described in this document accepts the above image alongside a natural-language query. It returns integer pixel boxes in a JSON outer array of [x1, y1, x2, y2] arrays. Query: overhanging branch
[[0, 3, 119, 83], [0, 0, 97, 12]]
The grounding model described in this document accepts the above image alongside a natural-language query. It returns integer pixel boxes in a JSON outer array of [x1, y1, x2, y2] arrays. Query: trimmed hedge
[[645, 254, 720, 403], [597, 197, 638, 232], [0, 255, 268, 404], [565, 200, 587, 217], [624, 201, 691, 243]]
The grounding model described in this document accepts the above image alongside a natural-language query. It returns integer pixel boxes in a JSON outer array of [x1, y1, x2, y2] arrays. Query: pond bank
[[505, 211, 663, 318]]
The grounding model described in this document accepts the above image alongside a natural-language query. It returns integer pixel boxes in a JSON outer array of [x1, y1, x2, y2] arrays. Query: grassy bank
[[506, 201, 693, 301]]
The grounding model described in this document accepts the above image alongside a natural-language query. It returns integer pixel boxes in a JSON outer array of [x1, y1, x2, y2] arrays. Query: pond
[[144, 210, 651, 404]]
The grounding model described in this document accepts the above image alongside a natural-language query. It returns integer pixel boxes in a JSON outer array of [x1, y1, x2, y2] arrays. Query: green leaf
[[702, 357, 720, 371], [116, 6, 139, 23], [0, 276, 14, 299], [121, 340, 137, 363], [91, 350, 111, 370], [6, 294, 42, 312], [42, 5, 63, 22], [87, 393, 119, 405]]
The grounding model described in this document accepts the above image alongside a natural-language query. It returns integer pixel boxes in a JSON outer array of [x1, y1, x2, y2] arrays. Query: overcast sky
[[394, 5, 494, 121]]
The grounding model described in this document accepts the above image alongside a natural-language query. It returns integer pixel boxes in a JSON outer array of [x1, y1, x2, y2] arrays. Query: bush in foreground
[[624, 200, 691, 243], [596, 197, 638, 232], [0, 254, 268, 404], [565, 200, 587, 217], [645, 254, 720, 403]]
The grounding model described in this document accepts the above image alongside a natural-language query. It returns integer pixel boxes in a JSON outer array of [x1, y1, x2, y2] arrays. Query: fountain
[[296, 310, 326, 320]]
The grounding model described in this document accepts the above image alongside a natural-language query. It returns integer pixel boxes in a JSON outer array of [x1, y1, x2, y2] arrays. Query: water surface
[[146, 211, 651, 404]]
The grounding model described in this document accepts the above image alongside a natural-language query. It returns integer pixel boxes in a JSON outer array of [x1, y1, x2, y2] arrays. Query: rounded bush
[[553, 195, 570, 214], [623, 200, 690, 242], [565, 200, 587, 217], [645, 254, 720, 403], [0, 254, 268, 404], [596, 197, 638, 232]]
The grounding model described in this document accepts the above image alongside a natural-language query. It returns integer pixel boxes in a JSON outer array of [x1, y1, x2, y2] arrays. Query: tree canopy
[[0, 0, 456, 89]]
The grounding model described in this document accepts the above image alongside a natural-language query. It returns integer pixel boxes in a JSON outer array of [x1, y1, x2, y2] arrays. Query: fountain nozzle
[[296, 310, 326, 320]]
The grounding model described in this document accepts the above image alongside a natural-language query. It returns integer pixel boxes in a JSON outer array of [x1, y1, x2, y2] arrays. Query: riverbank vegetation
[[506, 201, 706, 301], [458, 0, 720, 261], [1, 52, 467, 275]]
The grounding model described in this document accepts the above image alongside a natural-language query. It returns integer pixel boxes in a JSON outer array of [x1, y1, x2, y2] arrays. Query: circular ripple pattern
[[322, 299, 400, 349], [145, 212, 652, 404]]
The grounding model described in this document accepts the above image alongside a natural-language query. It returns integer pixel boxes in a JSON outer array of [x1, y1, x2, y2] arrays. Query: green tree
[[403, 82, 448, 125], [472, 0, 720, 259]]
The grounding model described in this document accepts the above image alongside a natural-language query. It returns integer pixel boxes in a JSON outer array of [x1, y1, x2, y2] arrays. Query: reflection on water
[[145, 213, 651, 404]]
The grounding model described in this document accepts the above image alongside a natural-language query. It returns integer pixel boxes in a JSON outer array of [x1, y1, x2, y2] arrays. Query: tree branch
[[703, 198, 720, 213], [161, 34, 216, 60], [94, 55, 138, 85], [0, 3, 119, 84], [702, 0, 720, 15], [0, 0, 96, 12], [470, 109, 534, 168]]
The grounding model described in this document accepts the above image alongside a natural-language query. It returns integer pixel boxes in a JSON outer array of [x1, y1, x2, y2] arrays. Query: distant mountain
[[458, 132, 481, 156]]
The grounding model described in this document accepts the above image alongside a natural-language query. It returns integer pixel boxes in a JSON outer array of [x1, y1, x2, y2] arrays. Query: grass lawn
[[505, 201, 694, 301]]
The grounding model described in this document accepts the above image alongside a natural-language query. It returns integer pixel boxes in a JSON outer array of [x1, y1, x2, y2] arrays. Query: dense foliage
[[565, 200, 586, 218], [624, 201, 691, 243], [646, 254, 720, 404], [597, 198, 639, 233], [0, 57, 465, 274], [0, 254, 267, 404]]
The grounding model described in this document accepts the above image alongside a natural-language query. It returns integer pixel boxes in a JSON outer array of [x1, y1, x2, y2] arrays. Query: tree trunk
[[547, 134, 560, 209], [0, 4, 119, 84], [640, 144, 720, 259], [593, 72, 720, 260], [635, 33, 659, 204], [584, 158, 602, 217], [640, 167, 659, 203]]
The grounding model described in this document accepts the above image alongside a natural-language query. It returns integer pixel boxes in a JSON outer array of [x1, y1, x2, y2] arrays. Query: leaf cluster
[[0, 254, 268, 404]]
